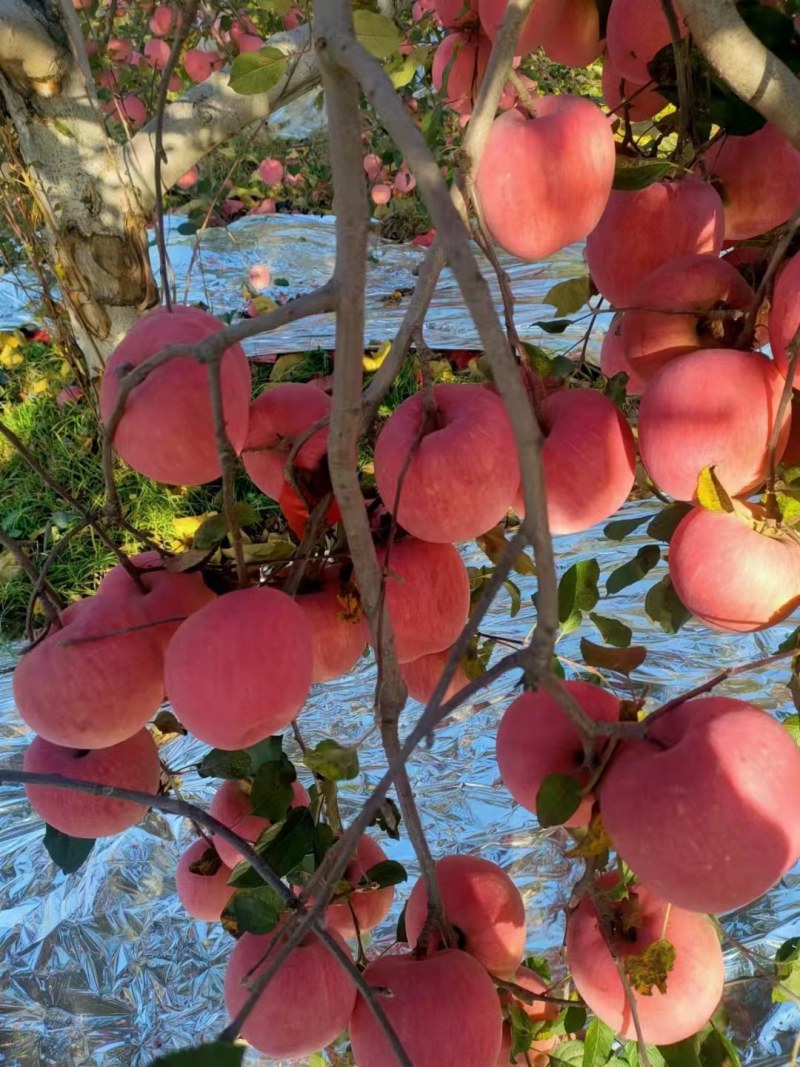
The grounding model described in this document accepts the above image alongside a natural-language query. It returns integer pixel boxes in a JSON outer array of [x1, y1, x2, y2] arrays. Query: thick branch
[[682, 0, 800, 150], [0, 0, 66, 95], [121, 25, 321, 206]]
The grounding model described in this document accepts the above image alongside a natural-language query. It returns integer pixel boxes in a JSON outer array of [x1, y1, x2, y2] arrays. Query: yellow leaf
[[624, 938, 677, 996], [695, 465, 734, 513], [565, 813, 611, 858], [363, 339, 391, 372], [0, 549, 21, 584], [249, 294, 278, 315], [222, 538, 295, 563], [336, 590, 363, 624], [270, 353, 305, 381], [172, 512, 216, 549], [29, 377, 49, 394]]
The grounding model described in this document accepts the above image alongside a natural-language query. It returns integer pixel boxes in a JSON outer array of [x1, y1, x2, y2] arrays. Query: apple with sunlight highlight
[[514, 388, 636, 535], [496, 680, 620, 827], [476, 96, 616, 261], [323, 834, 396, 939], [769, 251, 800, 385], [164, 587, 313, 749], [14, 594, 164, 750], [175, 839, 234, 921], [600, 696, 800, 913], [405, 854, 526, 977], [585, 177, 725, 307], [349, 950, 503, 1067], [606, 0, 685, 85], [24, 729, 160, 838], [296, 575, 369, 684], [224, 928, 357, 1059], [401, 646, 470, 705], [374, 383, 520, 543], [669, 505, 800, 632], [637, 348, 791, 501], [379, 538, 470, 662], [100, 305, 251, 487], [599, 315, 647, 396], [566, 874, 724, 1044]]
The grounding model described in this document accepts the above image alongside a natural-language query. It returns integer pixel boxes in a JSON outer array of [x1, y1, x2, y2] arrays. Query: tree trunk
[[0, 0, 319, 375]]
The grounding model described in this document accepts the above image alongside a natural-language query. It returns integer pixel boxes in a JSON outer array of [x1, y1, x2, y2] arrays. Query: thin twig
[[764, 325, 800, 518], [0, 526, 60, 629], [741, 206, 800, 349], [207, 356, 247, 586]]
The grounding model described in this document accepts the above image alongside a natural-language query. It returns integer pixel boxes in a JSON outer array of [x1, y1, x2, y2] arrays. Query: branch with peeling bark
[[0, 0, 67, 96]]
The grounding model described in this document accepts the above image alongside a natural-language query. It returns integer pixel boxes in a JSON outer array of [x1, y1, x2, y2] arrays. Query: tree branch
[[0, 525, 60, 628], [0, 0, 67, 96], [681, 0, 800, 150]]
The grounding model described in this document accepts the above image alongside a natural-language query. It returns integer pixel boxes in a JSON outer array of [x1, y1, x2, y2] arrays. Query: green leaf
[[581, 638, 647, 676], [308, 1055, 327, 1067], [535, 318, 573, 334], [774, 935, 800, 1003], [647, 502, 693, 543], [558, 558, 600, 632], [504, 578, 522, 618], [508, 1002, 536, 1061], [246, 735, 285, 774], [148, 1044, 245, 1067], [193, 513, 229, 549], [228, 47, 288, 96], [223, 885, 285, 935], [230, 807, 316, 886], [523, 955, 552, 984], [352, 9, 402, 58], [550, 1040, 589, 1066], [612, 159, 676, 191], [544, 277, 591, 317], [563, 1006, 588, 1036], [583, 1019, 615, 1067], [304, 739, 360, 781], [784, 713, 800, 745], [695, 466, 735, 513], [645, 575, 690, 634], [620, 1043, 666, 1067], [536, 773, 583, 828], [362, 860, 408, 889], [606, 545, 660, 595], [604, 515, 649, 541], [43, 825, 94, 874], [250, 756, 297, 821], [589, 612, 632, 647], [197, 748, 253, 780], [396, 900, 408, 943]]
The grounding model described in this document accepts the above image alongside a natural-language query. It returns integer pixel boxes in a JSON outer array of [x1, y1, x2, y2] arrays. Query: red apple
[[175, 838, 234, 921], [296, 575, 369, 684], [401, 646, 470, 705], [324, 834, 395, 939], [183, 48, 222, 83], [769, 250, 800, 385], [618, 254, 755, 385], [566, 874, 724, 1044], [475, 97, 616, 261], [164, 587, 313, 749], [606, 0, 685, 85], [380, 539, 471, 662], [600, 696, 800, 913], [497, 965, 559, 1064], [404, 854, 526, 977], [637, 348, 791, 501], [14, 595, 164, 750], [599, 314, 647, 395], [601, 53, 667, 122], [496, 680, 620, 827], [224, 928, 357, 1058], [374, 383, 520, 543], [478, 0, 600, 61], [432, 32, 488, 117], [100, 305, 251, 487], [258, 157, 284, 185], [349, 949, 504, 1067], [243, 382, 331, 500], [514, 389, 636, 535], [210, 777, 310, 869], [668, 505, 800, 632], [23, 729, 160, 837], [434, 0, 479, 28], [585, 177, 725, 307], [704, 124, 800, 241], [176, 166, 199, 190]]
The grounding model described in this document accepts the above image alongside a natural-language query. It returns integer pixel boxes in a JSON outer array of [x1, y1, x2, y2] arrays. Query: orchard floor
[[0, 513, 799, 1066]]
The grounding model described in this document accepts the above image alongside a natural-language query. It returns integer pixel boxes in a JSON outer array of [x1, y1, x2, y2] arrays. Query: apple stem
[[507, 69, 537, 118]]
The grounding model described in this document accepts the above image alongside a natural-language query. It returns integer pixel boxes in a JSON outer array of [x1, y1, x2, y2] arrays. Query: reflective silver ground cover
[[0, 515, 798, 1066]]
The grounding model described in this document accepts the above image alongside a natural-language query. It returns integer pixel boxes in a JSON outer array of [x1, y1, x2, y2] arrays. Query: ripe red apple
[[183, 48, 222, 83], [296, 574, 369, 684], [496, 680, 620, 827], [475, 97, 616, 261], [637, 348, 791, 501], [149, 4, 174, 36], [143, 38, 170, 70], [349, 949, 504, 1067], [98, 550, 216, 648], [100, 305, 251, 487], [324, 834, 395, 939], [380, 538, 471, 662], [704, 124, 800, 241], [769, 250, 800, 385], [14, 595, 165, 750], [237, 33, 265, 52], [243, 382, 331, 500], [176, 166, 199, 190], [601, 53, 667, 122], [258, 157, 284, 185], [23, 729, 160, 837], [566, 874, 724, 1044], [224, 928, 357, 1058], [600, 696, 800, 913], [618, 254, 755, 385], [585, 177, 725, 307], [374, 383, 520, 543], [164, 587, 313, 749], [210, 777, 310, 869], [404, 854, 526, 977], [432, 32, 488, 117], [478, 0, 600, 62], [401, 646, 470, 705], [497, 965, 559, 1064], [599, 314, 647, 395], [513, 389, 636, 535], [668, 505, 800, 632], [606, 0, 685, 85], [175, 838, 234, 921], [434, 0, 479, 28]]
